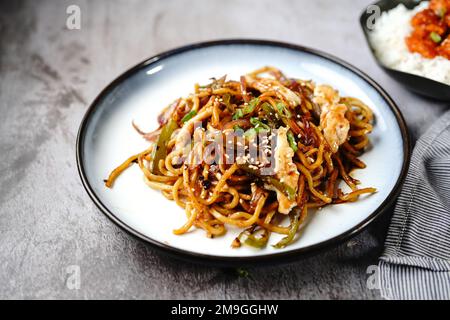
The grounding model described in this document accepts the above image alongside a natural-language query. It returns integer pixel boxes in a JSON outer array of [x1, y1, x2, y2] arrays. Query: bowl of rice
[[360, 0, 450, 100]]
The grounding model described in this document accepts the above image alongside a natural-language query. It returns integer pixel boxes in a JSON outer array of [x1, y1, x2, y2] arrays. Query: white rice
[[369, 1, 450, 85]]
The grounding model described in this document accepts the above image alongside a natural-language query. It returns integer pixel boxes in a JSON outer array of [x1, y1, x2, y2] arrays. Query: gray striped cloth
[[379, 110, 450, 300]]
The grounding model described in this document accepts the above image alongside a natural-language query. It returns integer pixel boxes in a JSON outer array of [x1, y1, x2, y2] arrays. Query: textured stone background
[[0, 0, 447, 299]]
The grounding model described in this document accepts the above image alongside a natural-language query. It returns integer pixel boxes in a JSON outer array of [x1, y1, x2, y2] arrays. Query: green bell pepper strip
[[150, 119, 178, 174], [273, 206, 302, 248], [181, 110, 197, 123], [268, 177, 296, 201], [238, 227, 269, 249]]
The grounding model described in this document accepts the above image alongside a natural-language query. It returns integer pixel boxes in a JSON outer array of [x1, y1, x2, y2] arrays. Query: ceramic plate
[[77, 40, 410, 265]]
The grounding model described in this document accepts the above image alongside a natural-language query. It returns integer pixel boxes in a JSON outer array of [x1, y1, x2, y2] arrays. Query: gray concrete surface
[[0, 0, 447, 299]]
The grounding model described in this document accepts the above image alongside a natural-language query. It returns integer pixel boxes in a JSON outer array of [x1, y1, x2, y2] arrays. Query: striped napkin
[[379, 110, 450, 300]]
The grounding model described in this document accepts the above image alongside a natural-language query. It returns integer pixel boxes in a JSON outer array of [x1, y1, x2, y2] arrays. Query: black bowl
[[360, 0, 450, 101]]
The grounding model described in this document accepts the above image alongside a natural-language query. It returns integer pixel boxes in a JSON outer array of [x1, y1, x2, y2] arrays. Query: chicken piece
[[438, 36, 450, 59], [174, 107, 213, 152], [313, 84, 340, 106], [244, 74, 301, 107], [187, 126, 205, 168], [406, 32, 439, 58], [313, 85, 350, 153], [321, 104, 350, 153], [411, 8, 442, 28], [429, 0, 450, 17], [407, 2, 449, 58], [266, 127, 299, 214]]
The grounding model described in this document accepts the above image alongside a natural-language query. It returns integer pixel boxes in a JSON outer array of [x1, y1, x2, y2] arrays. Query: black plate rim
[[76, 39, 411, 266]]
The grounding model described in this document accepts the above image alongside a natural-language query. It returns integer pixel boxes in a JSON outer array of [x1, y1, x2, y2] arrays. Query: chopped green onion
[[287, 131, 298, 152], [232, 109, 244, 120], [430, 32, 442, 43], [232, 98, 260, 120], [437, 8, 447, 18], [242, 98, 259, 115], [261, 102, 282, 128], [181, 110, 197, 123], [250, 117, 270, 131], [276, 102, 292, 118]]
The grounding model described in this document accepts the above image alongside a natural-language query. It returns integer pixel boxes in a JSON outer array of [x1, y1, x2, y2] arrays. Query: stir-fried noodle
[[105, 67, 376, 248]]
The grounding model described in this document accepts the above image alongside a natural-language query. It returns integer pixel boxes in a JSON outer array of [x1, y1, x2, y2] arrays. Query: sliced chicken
[[266, 127, 299, 214], [244, 75, 301, 107], [175, 107, 213, 150], [313, 85, 350, 153]]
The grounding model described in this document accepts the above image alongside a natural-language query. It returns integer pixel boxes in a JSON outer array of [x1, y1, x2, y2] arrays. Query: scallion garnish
[[242, 98, 259, 114], [276, 102, 292, 118], [430, 32, 442, 43], [250, 117, 270, 132], [232, 109, 244, 120], [181, 110, 197, 123], [287, 131, 298, 152]]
